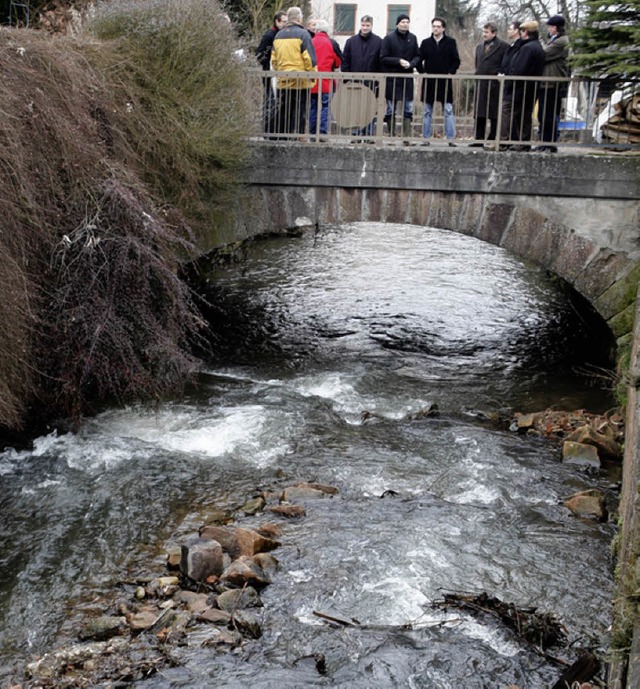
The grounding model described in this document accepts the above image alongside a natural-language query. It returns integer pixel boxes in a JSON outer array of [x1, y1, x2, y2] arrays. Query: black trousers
[[537, 85, 565, 144], [276, 88, 308, 135], [474, 116, 498, 141]]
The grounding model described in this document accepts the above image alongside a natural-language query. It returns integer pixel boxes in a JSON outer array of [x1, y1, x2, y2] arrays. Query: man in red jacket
[[309, 20, 341, 138]]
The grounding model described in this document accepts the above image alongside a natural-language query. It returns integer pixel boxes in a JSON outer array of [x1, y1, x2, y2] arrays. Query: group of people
[[256, 7, 570, 150]]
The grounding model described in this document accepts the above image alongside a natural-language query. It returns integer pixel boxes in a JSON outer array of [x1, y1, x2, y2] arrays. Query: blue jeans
[[386, 99, 413, 119], [422, 101, 455, 139], [309, 92, 331, 135]]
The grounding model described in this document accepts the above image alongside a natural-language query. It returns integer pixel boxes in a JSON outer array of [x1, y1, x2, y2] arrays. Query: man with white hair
[[309, 20, 341, 137], [272, 7, 318, 137]]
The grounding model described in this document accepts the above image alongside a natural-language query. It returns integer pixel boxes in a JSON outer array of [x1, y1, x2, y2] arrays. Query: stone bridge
[[208, 143, 640, 347]]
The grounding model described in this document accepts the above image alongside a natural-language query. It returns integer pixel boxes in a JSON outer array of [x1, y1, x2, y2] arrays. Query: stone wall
[[609, 287, 640, 688]]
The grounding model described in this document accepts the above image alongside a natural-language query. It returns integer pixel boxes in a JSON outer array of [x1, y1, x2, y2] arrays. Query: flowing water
[[0, 223, 618, 687]]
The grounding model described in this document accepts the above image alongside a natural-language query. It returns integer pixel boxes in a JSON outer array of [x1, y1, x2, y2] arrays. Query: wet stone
[[241, 496, 266, 515], [565, 424, 622, 459], [220, 555, 271, 589], [562, 441, 601, 469], [181, 537, 224, 582], [283, 485, 328, 501], [252, 552, 279, 572], [198, 608, 233, 625], [128, 607, 160, 632], [198, 525, 280, 558], [166, 546, 182, 570], [268, 504, 306, 518], [231, 609, 262, 639], [563, 489, 608, 521], [78, 615, 127, 642], [217, 586, 262, 612]]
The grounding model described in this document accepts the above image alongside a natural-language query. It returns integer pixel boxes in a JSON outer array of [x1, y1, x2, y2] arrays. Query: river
[[0, 223, 617, 687]]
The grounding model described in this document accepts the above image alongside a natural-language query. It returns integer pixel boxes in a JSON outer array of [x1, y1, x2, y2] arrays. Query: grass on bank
[[0, 0, 256, 431]]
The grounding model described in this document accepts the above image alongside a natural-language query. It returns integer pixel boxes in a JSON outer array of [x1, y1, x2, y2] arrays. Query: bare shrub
[[40, 177, 201, 418], [0, 1, 255, 431], [87, 0, 258, 231]]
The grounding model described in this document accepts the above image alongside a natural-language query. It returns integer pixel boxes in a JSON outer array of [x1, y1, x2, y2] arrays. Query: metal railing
[[251, 69, 640, 151]]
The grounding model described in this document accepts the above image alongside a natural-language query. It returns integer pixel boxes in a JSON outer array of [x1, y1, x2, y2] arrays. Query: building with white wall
[[311, 0, 437, 49]]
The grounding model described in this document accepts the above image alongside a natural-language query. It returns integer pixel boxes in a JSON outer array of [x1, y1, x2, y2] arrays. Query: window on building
[[334, 3, 357, 35], [387, 5, 411, 33]]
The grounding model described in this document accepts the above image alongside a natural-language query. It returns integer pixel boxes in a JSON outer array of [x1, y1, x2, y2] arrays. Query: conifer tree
[[571, 0, 640, 78]]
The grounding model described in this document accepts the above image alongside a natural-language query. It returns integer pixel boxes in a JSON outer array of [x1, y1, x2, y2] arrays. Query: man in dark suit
[[471, 21, 508, 146]]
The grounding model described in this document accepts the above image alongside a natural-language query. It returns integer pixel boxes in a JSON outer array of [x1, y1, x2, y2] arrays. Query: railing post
[[493, 75, 505, 151]]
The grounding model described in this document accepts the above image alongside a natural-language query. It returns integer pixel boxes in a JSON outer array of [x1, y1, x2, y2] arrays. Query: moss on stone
[[596, 263, 640, 325]]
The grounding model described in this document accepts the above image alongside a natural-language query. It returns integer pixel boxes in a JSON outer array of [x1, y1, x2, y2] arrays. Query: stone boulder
[[231, 609, 262, 638], [198, 525, 280, 558], [217, 586, 262, 612], [78, 615, 126, 641], [181, 537, 224, 582], [562, 441, 601, 469], [127, 607, 160, 632], [267, 504, 306, 518], [220, 555, 271, 589], [563, 489, 608, 521], [565, 424, 623, 459], [241, 496, 266, 515]]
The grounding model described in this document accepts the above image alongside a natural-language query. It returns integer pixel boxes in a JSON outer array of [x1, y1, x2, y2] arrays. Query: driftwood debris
[[550, 651, 600, 689], [432, 592, 567, 649]]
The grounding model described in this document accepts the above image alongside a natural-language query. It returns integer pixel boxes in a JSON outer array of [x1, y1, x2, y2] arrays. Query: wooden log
[[550, 651, 600, 689]]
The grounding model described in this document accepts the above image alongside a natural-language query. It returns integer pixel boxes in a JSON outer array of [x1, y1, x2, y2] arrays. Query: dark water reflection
[[0, 223, 617, 687]]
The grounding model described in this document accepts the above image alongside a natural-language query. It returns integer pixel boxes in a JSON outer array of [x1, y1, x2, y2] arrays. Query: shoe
[[509, 144, 531, 152], [468, 143, 483, 148], [535, 145, 557, 153], [448, 141, 457, 147], [421, 140, 430, 146]]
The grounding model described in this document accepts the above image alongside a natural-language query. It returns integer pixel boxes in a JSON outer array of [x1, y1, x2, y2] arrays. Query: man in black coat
[[380, 13, 420, 138], [499, 20, 545, 150], [342, 15, 383, 136], [255, 10, 287, 135], [471, 21, 508, 145], [418, 17, 460, 145], [342, 15, 382, 75]]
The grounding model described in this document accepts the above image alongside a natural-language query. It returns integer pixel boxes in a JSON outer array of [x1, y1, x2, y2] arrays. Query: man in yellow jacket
[[272, 6, 317, 137]]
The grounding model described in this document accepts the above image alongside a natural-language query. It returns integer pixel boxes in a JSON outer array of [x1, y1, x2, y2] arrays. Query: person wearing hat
[[418, 16, 461, 146], [536, 15, 570, 152], [379, 13, 420, 140], [499, 20, 545, 150]]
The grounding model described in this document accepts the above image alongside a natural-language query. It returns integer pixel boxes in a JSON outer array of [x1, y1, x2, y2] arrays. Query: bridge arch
[[206, 144, 640, 346]]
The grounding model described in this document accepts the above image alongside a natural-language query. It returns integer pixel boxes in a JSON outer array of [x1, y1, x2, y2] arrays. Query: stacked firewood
[[601, 92, 640, 144]]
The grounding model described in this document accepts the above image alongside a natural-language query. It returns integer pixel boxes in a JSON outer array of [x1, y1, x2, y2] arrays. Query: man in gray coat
[[471, 21, 508, 146], [536, 15, 570, 152]]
